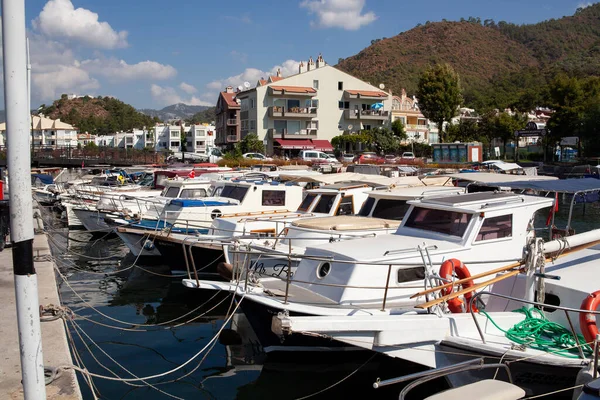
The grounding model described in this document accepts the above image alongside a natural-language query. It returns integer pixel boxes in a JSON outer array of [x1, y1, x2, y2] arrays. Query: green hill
[[336, 4, 600, 110], [39, 95, 160, 135]]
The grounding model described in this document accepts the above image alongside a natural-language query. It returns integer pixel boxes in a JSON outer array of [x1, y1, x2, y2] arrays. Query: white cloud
[[206, 60, 301, 93], [32, 0, 128, 49], [179, 82, 197, 94], [577, 2, 593, 10], [32, 65, 100, 100], [300, 0, 377, 30], [80, 58, 177, 82], [150, 84, 213, 107]]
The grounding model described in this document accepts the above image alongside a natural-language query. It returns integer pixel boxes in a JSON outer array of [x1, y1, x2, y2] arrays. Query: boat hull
[[116, 230, 162, 257], [152, 237, 224, 275], [73, 208, 112, 232], [239, 296, 356, 353]]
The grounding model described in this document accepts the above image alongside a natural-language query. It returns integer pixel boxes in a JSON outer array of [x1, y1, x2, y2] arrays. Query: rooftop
[[412, 191, 554, 212]]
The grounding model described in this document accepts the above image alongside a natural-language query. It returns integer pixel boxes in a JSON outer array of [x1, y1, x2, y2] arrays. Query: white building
[[234, 54, 393, 155], [185, 124, 215, 153], [0, 115, 78, 148], [152, 123, 182, 153]]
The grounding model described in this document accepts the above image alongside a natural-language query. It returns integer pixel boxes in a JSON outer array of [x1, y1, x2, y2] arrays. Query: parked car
[[298, 150, 337, 163], [243, 152, 272, 161], [401, 152, 415, 160], [384, 154, 398, 164], [355, 152, 384, 164], [339, 153, 355, 163]]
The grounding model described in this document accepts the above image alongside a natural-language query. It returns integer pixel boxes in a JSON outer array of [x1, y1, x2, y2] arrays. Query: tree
[[391, 119, 408, 140], [367, 128, 399, 155], [445, 119, 479, 143], [416, 64, 463, 143], [479, 111, 526, 158], [238, 133, 265, 154]]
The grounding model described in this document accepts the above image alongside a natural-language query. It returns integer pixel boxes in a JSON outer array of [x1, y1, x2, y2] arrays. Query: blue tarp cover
[[170, 199, 232, 207], [31, 174, 54, 184], [128, 218, 208, 234]]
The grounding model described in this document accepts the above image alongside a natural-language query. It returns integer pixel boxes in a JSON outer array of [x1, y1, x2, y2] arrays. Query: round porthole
[[317, 262, 331, 279], [211, 209, 222, 219]]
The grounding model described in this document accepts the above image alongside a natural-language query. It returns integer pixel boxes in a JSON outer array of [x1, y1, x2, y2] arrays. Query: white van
[[299, 150, 336, 163]]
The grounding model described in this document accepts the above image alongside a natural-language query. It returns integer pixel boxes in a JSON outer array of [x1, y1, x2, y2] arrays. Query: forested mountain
[[188, 107, 216, 124], [138, 103, 209, 121], [337, 4, 600, 111], [39, 95, 160, 134]]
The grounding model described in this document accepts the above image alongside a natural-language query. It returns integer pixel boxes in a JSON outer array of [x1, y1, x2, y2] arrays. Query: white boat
[[114, 179, 305, 258], [183, 191, 555, 353]]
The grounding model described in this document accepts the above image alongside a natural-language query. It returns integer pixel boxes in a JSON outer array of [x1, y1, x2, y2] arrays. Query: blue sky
[[4, 0, 595, 109]]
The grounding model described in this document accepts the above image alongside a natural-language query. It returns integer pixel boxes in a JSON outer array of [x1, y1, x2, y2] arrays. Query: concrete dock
[[0, 210, 81, 399]]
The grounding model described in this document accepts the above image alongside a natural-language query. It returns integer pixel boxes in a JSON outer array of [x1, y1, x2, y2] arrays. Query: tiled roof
[[270, 85, 317, 94], [269, 76, 284, 82], [346, 90, 388, 98], [258, 79, 268, 86], [220, 91, 240, 108]]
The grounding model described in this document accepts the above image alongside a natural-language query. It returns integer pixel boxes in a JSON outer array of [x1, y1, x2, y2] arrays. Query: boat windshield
[[312, 194, 337, 214], [404, 207, 472, 237], [180, 188, 208, 198], [219, 185, 248, 202], [297, 193, 318, 212], [358, 197, 376, 216], [371, 199, 410, 221], [163, 187, 179, 198]]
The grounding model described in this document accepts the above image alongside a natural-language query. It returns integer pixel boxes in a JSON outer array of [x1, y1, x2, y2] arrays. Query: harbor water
[[41, 194, 599, 399]]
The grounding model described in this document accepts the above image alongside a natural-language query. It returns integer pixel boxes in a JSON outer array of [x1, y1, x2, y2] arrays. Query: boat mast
[[1, 0, 47, 398]]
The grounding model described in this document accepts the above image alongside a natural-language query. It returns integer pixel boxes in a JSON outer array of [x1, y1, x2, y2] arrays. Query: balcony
[[285, 107, 317, 118], [227, 118, 238, 126], [269, 106, 284, 117], [269, 106, 317, 118], [269, 86, 317, 97], [345, 109, 390, 120], [405, 124, 429, 131], [268, 128, 317, 139], [227, 134, 240, 143]]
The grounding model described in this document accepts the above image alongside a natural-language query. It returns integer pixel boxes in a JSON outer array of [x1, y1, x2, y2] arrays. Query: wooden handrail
[[415, 269, 522, 310], [409, 262, 523, 299]]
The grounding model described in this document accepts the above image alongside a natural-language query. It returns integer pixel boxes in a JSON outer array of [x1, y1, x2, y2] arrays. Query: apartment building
[[0, 115, 78, 148], [152, 123, 182, 153], [234, 54, 393, 155], [185, 124, 215, 153], [215, 87, 240, 148], [390, 89, 441, 144]]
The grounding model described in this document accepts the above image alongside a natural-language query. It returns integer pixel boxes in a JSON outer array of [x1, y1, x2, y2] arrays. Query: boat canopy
[[445, 172, 557, 184], [31, 174, 54, 185], [277, 172, 426, 187], [473, 177, 600, 202]]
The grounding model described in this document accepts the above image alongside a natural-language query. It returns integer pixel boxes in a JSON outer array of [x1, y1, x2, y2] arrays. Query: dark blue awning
[[31, 174, 53, 184], [478, 178, 600, 204]]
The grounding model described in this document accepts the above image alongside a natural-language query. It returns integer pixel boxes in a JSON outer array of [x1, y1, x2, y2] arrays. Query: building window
[[171, 131, 180, 137], [305, 99, 319, 108], [196, 130, 206, 136], [338, 101, 349, 109], [196, 141, 204, 146], [250, 120, 256, 130], [170, 141, 180, 147], [338, 81, 343, 90], [250, 99, 255, 109], [313, 80, 319, 89]]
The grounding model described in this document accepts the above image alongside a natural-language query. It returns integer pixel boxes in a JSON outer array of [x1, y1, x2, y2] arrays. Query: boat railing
[[224, 239, 523, 310], [373, 358, 515, 399], [469, 290, 600, 361]]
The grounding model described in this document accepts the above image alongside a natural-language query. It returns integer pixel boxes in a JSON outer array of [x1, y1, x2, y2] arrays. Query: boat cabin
[[292, 191, 555, 307]]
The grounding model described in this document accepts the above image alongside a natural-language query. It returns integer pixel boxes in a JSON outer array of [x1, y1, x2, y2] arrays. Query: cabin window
[[397, 267, 425, 283], [180, 188, 207, 198], [262, 190, 286, 206], [475, 214, 513, 242], [165, 187, 180, 198], [220, 185, 249, 202], [404, 207, 472, 237], [358, 197, 376, 217], [297, 194, 317, 212], [336, 196, 354, 216], [371, 199, 411, 221], [313, 194, 337, 214]]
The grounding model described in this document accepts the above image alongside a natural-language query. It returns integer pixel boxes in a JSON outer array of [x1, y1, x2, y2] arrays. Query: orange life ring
[[579, 291, 600, 343], [439, 259, 478, 313]]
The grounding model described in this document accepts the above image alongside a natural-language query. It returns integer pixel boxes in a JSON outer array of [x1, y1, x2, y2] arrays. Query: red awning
[[275, 139, 315, 150], [311, 139, 334, 152]]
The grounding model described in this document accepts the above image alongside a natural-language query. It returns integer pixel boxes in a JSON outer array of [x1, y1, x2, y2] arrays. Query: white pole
[[1, 0, 47, 399]]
